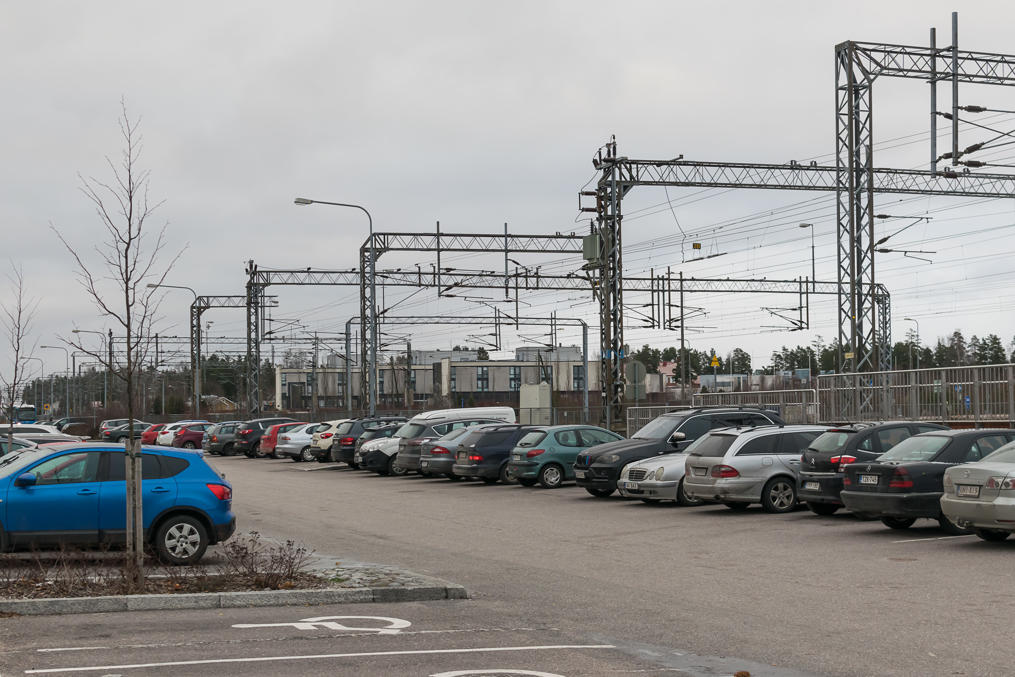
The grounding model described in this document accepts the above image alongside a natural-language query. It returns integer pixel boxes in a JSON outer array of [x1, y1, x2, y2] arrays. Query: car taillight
[[526, 449, 545, 458], [711, 465, 740, 478], [320, 432, 333, 439], [431, 446, 450, 455], [175, 430, 184, 436], [240, 429, 252, 435], [830, 455, 857, 468], [889, 468, 913, 489], [280, 436, 290, 442], [206, 483, 232, 500], [339, 437, 355, 445], [843, 475, 852, 486], [468, 454, 483, 462], [211, 435, 218, 442], [985, 476, 1015, 491]]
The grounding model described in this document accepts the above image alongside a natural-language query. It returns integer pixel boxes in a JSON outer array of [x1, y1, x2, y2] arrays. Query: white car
[[155, 420, 207, 446], [310, 419, 351, 456], [355, 436, 399, 470], [618, 449, 702, 505]]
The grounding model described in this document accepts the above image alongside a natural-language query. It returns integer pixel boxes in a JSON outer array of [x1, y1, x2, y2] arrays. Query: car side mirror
[[14, 472, 37, 488], [669, 432, 686, 446]]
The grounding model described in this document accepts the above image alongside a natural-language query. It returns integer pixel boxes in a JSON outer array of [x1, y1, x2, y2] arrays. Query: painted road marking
[[36, 648, 109, 653], [232, 615, 410, 634], [24, 644, 617, 674], [892, 535, 974, 544], [432, 671, 566, 676]]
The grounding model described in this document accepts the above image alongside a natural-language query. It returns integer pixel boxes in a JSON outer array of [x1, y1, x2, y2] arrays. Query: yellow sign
[[844, 352, 855, 359], [710, 356, 720, 367], [43, 403, 51, 412]]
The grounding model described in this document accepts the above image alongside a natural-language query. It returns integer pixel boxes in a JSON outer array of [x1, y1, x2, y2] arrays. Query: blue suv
[[0, 443, 235, 564]]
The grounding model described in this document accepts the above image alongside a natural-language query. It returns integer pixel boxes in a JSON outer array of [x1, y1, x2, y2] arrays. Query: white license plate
[[692, 467, 707, 476], [574, 469, 587, 479], [420, 460, 429, 468], [803, 481, 820, 491], [621, 481, 638, 490], [957, 484, 980, 498], [859, 474, 879, 485], [512, 453, 523, 461]]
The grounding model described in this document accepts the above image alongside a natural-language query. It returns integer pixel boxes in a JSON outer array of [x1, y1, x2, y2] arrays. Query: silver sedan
[[275, 423, 321, 462], [941, 442, 1015, 542]]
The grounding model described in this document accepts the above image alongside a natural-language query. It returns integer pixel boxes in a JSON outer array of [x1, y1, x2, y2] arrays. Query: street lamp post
[[40, 345, 70, 417], [72, 330, 109, 408], [799, 223, 816, 292], [295, 197, 377, 416], [904, 317, 921, 370], [147, 283, 201, 418]]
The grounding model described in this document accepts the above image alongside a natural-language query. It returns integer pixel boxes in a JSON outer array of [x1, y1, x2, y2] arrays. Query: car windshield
[[335, 422, 355, 435], [877, 435, 950, 462], [632, 416, 681, 440], [516, 431, 547, 447], [395, 423, 427, 439], [980, 443, 1015, 464], [808, 431, 854, 453], [687, 434, 736, 457], [0, 448, 47, 476]]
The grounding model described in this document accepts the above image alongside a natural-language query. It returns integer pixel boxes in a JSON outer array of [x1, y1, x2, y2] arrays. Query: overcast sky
[[4, 0, 1015, 379]]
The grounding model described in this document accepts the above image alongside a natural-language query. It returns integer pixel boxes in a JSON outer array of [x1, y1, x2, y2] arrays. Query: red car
[[141, 423, 166, 445], [171, 422, 213, 449], [258, 422, 306, 459]]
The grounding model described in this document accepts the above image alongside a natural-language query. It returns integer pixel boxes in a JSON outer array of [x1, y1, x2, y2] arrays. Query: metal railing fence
[[692, 389, 818, 424]]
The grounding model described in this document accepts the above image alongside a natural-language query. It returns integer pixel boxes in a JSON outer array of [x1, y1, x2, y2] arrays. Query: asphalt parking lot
[[5, 454, 1013, 676]]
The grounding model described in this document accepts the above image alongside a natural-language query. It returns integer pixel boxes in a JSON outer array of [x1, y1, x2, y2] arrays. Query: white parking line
[[892, 535, 974, 543], [36, 648, 109, 653], [24, 644, 617, 674]]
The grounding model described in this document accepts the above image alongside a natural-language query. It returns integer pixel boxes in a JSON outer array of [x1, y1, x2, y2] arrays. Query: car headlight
[[619, 465, 629, 479], [654, 467, 665, 481], [600, 453, 621, 464]]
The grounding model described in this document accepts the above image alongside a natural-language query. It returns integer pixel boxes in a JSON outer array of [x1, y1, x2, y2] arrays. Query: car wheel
[[806, 502, 840, 516], [445, 472, 462, 481], [388, 456, 408, 476], [316, 449, 330, 463], [154, 515, 209, 565], [974, 528, 1011, 542], [676, 478, 703, 507], [724, 501, 750, 511], [938, 513, 971, 535], [221, 443, 235, 457], [761, 477, 797, 514], [517, 478, 537, 487], [244, 448, 255, 458], [585, 487, 614, 498], [881, 516, 916, 530], [538, 463, 564, 489], [499, 463, 514, 485], [299, 446, 315, 462], [183, 441, 196, 449]]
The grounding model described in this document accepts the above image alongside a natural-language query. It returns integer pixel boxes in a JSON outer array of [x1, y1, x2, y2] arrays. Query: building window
[[378, 371, 385, 395], [509, 366, 521, 391], [573, 365, 584, 392], [477, 366, 490, 392], [450, 367, 457, 393], [409, 370, 416, 391]]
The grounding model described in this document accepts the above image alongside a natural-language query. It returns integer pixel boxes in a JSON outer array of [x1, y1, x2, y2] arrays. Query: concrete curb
[[0, 581, 468, 616]]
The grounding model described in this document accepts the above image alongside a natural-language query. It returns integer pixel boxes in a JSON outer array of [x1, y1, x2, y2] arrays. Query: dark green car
[[507, 425, 624, 488]]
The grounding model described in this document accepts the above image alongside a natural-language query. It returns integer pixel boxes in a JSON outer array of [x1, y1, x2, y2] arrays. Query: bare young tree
[[53, 100, 184, 590], [1, 265, 39, 451]]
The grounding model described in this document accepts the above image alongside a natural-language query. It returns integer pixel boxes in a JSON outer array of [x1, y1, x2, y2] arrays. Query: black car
[[101, 421, 152, 443], [451, 424, 541, 484], [323, 416, 407, 465], [799, 421, 948, 515], [234, 417, 297, 457], [840, 428, 1015, 533], [574, 407, 785, 498], [202, 421, 242, 455]]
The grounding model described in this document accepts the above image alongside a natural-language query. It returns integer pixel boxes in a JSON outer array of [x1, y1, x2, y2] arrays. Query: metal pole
[[930, 26, 937, 175], [951, 12, 959, 165], [108, 329, 113, 408], [311, 333, 318, 421], [345, 318, 353, 415], [581, 321, 589, 424]]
